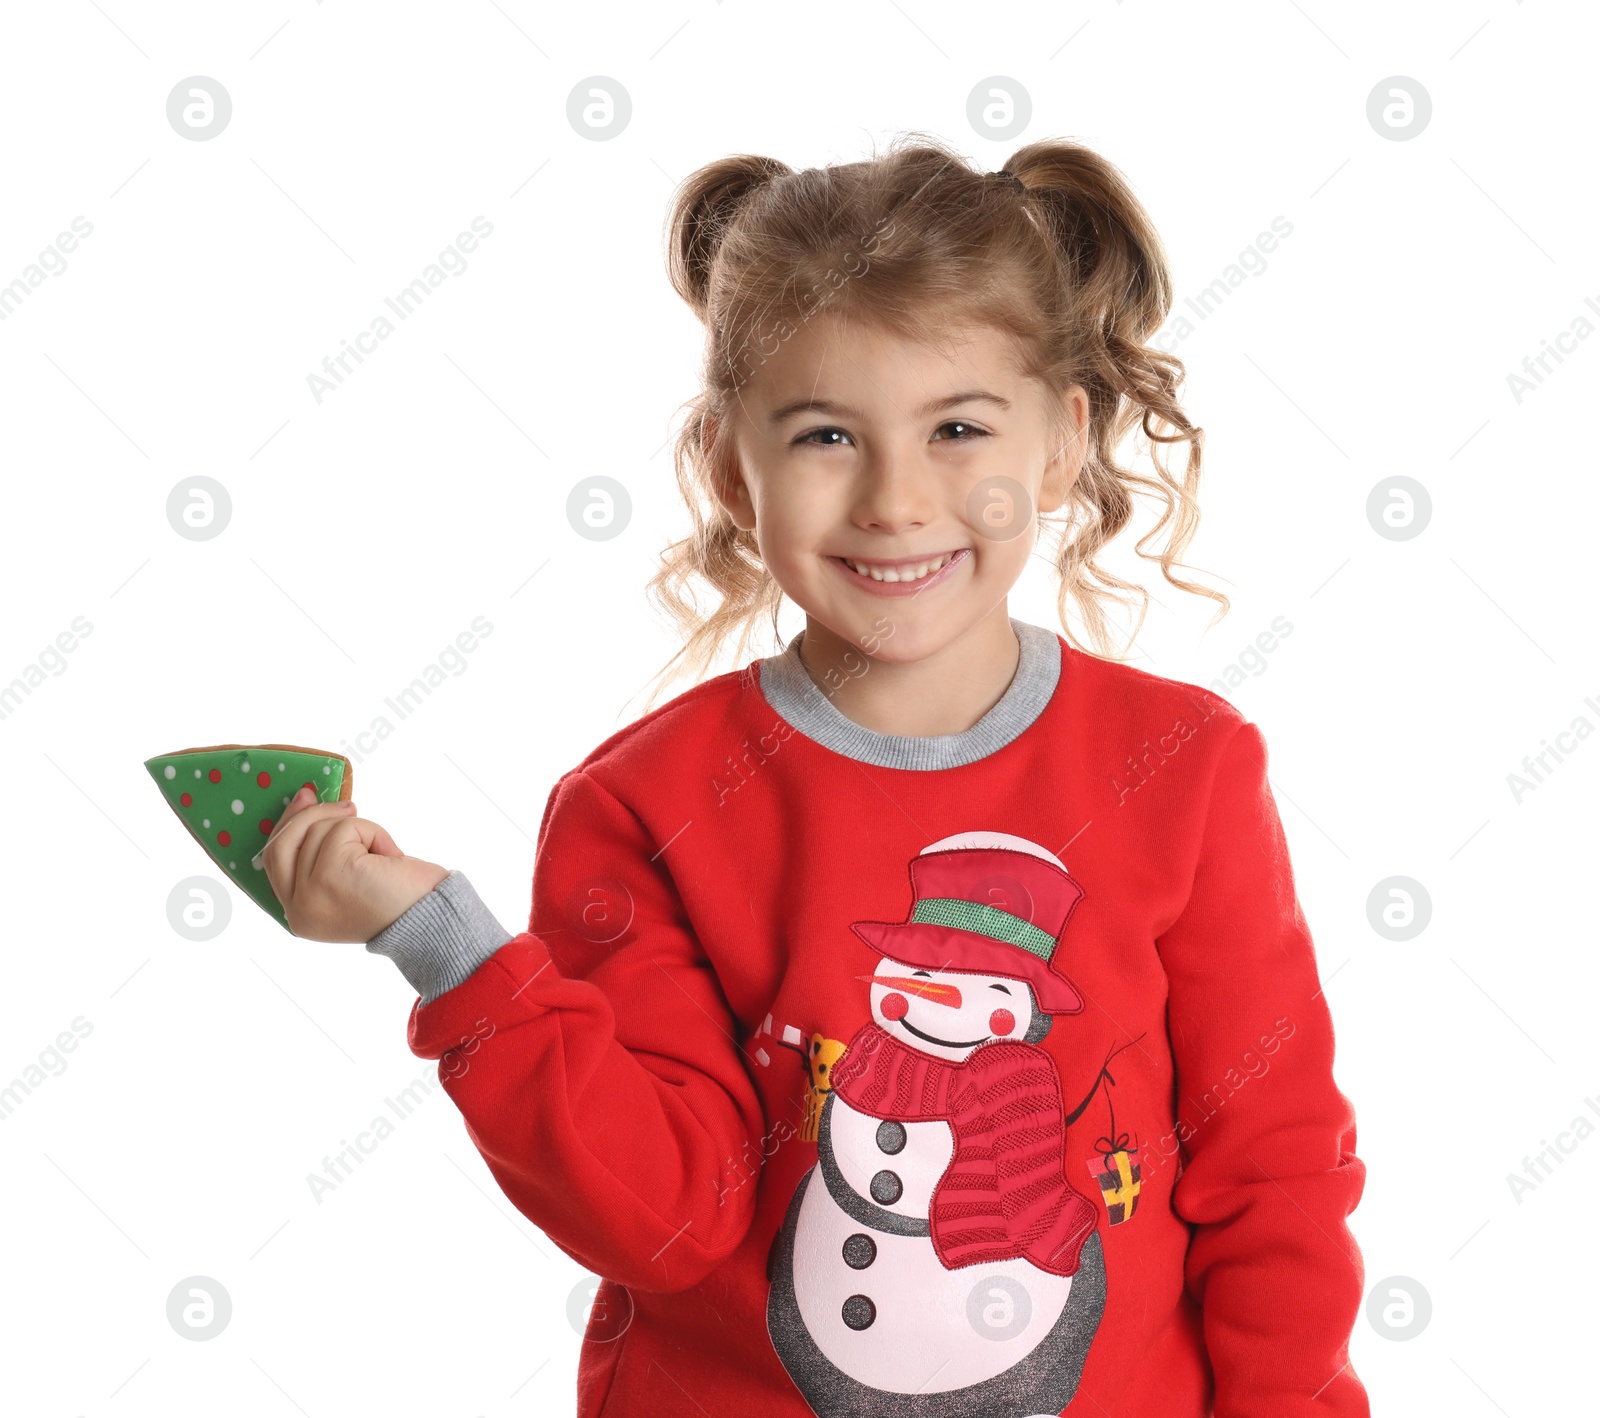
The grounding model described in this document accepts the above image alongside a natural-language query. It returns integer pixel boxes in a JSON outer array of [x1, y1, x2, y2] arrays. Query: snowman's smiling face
[[866, 954, 1045, 1062]]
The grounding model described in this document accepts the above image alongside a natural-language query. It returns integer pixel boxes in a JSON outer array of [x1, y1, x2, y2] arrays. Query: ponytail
[[1002, 140, 1219, 653]]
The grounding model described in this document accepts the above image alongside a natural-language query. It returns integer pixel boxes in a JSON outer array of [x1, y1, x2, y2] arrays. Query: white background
[[1, 1, 1595, 1413]]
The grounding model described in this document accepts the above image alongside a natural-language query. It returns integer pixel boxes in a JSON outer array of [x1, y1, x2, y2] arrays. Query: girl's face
[[715, 312, 1087, 664]]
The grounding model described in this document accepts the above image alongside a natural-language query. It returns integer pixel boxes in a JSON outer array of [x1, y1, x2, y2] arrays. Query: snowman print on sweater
[[766, 832, 1108, 1418]]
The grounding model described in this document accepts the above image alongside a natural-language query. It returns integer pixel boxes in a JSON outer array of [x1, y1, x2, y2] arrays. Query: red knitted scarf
[[829, 1022, 1098, 1277]]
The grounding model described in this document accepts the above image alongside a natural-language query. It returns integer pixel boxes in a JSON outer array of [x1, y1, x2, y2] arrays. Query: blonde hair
[[644, 130, 1227, 707]]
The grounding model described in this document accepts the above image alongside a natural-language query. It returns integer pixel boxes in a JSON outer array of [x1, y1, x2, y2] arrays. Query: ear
[[705, 412, 757, 531], [1038, 385, 1090, 516]]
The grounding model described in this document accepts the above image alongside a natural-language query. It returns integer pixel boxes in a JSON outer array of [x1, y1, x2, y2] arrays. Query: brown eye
[[932, 420, 988, 442], [796, 427, 851, 447]]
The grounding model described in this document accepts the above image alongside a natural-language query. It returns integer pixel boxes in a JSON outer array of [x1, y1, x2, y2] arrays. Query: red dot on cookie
[[256, 771, 271, 788], [303, 781, 315, 794], [259, 818, 274, 835], [208, 768, 222, 783], [217, 830, 232, 847], [180, 792, 193, 807]]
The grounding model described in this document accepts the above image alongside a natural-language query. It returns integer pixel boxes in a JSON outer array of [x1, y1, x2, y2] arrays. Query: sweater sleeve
[[389, 767, 767, 1293], [1157, 720, 1368, 1417]]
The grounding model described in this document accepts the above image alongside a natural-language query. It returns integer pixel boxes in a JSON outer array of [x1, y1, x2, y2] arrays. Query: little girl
[[262, 134, 1368, 1417]]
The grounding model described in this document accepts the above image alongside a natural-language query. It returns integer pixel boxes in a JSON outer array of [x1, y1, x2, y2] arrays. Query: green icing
[[143, 747, 347, 931]]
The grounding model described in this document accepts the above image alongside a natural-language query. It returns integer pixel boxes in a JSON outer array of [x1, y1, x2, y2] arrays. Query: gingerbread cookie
[[144, 743, 351, 931]]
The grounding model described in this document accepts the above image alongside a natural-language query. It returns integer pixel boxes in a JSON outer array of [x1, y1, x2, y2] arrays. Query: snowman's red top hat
[[850, 845, 1087, 1013]]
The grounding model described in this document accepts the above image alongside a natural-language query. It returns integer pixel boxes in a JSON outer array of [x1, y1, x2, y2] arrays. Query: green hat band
[[909, 897, 1056, 962]]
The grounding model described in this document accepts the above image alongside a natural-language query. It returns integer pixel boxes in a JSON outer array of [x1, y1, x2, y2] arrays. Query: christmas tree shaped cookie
[[143, 743, 352, 931]]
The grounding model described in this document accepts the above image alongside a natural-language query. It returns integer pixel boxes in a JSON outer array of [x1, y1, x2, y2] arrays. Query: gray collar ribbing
[[755, 618, 1062, 771]]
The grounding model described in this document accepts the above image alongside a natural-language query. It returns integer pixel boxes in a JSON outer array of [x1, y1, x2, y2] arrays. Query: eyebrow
[[766, 389, 1012, 425]]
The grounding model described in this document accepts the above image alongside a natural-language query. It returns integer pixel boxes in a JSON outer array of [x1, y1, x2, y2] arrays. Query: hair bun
[[665, 154, 793, 320]]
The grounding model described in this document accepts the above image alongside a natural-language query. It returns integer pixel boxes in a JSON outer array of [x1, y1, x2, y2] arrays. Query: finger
[[258, 799, 314, 903], [263, 787, 334, 858], [270, 784, 355, 840], [261, 800, 356, 900], [271, 783, 318, 833], [294, 805, 360, 894], [258, 786, 309, 880], [358, 819, 404, 858], [301, 813, 396, 884], [263, 800, 354, 879]]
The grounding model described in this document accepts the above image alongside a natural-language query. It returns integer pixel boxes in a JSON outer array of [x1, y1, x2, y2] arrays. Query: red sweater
[[397, 624, 1367, 1416]]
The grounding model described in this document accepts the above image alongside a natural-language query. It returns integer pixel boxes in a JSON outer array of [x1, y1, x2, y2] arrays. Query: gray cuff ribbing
[[365, 869, 513, 1006]]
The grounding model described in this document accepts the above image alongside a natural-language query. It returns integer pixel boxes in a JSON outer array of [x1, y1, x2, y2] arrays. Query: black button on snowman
[[765, 833, 1108, 1418], [842, 1233, 876, 1270], [841, 1124, 913, 1328]]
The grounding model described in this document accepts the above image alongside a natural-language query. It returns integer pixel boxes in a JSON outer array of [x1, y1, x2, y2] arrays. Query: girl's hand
[[259, 784, 449, 942]]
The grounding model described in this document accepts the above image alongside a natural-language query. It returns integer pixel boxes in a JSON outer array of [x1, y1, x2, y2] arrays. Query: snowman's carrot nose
[[859, 974, 963, 1007]]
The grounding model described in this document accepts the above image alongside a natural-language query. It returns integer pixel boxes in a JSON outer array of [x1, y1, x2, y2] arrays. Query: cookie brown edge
[[151, 744, 354, 801]]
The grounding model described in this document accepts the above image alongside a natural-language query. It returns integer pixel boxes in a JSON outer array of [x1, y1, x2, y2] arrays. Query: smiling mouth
[[833, 549, 967, 585], [896, 1017, 991, 1049]]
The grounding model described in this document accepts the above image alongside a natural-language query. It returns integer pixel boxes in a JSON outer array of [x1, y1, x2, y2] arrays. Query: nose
[[859, 974, 963, 1008], [852, 442, 937, 533]]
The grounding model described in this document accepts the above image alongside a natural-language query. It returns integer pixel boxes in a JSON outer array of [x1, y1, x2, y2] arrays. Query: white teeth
[[842, 552, 956, 583]]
